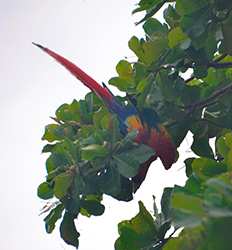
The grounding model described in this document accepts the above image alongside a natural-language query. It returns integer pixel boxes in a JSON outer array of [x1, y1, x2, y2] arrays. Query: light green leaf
[[168, 27, 190, 49], [192, 158, 227, 181], [81, 144, 109, 161], [37, 182, 54, 200], [116, 60, 133, 80], [115, 201, 157, 250]]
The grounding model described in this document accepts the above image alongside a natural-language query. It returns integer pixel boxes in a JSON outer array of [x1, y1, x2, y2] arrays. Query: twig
[[214, 53, 227, 62], [166, 83, 232, 128], [215, 7, 232, 23], [154, 227, 180, 249], [50, 116, 63, 125], [208, 61, 232, 69], [184, 54, 228, 83]]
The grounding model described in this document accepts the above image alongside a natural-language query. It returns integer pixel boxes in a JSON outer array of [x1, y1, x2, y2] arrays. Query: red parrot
[[33, 43, 177, 191]]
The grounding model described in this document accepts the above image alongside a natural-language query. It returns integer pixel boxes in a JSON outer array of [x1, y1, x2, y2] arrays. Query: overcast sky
[[0, 1, 191, 249]]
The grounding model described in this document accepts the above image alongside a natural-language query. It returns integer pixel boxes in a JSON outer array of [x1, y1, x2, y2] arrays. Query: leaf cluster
[[111, 0, 232, 249], [37, 93, 154, 247], [37, 0, 232, 248]]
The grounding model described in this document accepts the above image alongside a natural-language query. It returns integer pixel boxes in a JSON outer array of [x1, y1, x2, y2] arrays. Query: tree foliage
[[37, 0, 232, 249]]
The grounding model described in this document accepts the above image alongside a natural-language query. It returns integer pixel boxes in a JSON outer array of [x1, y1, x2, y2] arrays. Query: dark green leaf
[[113, 145, 154, 178], [80, 199, 105, 216], [164, 4, 180, 28], [44, 204, 64, 233], [60, 212, 80, 248], [191, 135, 214, 158], [161, 187, 173, 220], [143, 18, 168, 37], [222, 14, 232, 55], [184, 157, 195, 177]]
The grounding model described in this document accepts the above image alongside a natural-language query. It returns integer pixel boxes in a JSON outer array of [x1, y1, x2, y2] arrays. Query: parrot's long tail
[[32, 43, 113, 102]]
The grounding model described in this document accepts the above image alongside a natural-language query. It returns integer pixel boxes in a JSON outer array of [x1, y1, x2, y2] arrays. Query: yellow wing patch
[[126, 115, 144, 131]]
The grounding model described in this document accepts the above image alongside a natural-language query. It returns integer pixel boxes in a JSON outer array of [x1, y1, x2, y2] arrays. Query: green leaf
[[81, 144, 109, 161], [193, 64, 208, 78], [128, 36, 167, 65], [163, 226, 205, 250], [133, 0, 163, 13], [205, 173, 232, 218], [164, 4, 180, 28], [225, 132, 232, 148], [172, 192, 205, 216], [184, 157, 195, 177], [79, 99, 92, 124], [115, 201, 157, 250], [222, 14, 232, 55], [60, 212, 80, 248], [191, 135, 214, 159], [80, 199, 105, 216], [135, 0, 168, 25], [172, 192, 205, 228], [168, 27, 190, 49], [216, 135, 230, 159], [45, 152, 70, 173], [136, 78, 149, 93], [54, 172, 73, 199], [44, 204, 64, 233], [55, 100, 81, 122], [37, 182, 54, 200], [116, 60, 133, 80], [109, 77, 134, 92], [42, 124, 76, 142], [42, 143, 56, 153], [113, 155, 139, 178], [192, 158, 227, 181], [161, 187, 173, 220], [143, 18, 167, 37], [176, 0, 208, 16], [42, 124, 60, 142], [185, 175, 201, 195], [113, 145, 154, 178], [93, 107, 110, 129]]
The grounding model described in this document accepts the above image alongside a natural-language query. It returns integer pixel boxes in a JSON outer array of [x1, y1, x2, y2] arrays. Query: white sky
[[0, 1, 192, 249]]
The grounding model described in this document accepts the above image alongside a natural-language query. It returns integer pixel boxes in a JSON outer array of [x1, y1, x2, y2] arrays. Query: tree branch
[[50, 116, 63, 125], [185, 83, 232, 112], [166, 83, 232, 128], [208, 61, 232, 69], [185, 54, 228, 83]]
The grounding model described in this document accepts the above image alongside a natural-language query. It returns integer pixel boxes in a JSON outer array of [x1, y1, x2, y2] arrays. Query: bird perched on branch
[[33, 43, 177, 191]]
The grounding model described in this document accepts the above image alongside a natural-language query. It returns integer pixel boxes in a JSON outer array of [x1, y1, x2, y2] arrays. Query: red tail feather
[[32, 43, 112, 102]]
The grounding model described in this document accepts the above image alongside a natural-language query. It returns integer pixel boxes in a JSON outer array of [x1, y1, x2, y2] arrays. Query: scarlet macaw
[[33, 43, 176, 191]]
